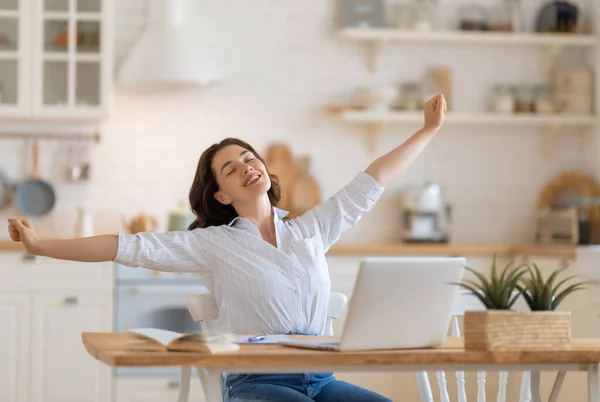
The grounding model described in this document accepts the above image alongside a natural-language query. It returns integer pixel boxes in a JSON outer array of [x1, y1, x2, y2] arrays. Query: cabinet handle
[[64, 296, 83, 306], [167, 380, 179, 389]]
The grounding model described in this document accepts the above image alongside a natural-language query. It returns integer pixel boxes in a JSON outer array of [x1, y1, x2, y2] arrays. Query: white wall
[[0, 0, 596, 245]]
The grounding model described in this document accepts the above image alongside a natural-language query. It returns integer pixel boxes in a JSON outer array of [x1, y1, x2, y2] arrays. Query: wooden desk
[[83, 333, 600, 402]]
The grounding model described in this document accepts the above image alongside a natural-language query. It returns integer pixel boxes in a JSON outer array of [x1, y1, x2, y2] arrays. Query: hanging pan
[[15, 141, 56, 217]]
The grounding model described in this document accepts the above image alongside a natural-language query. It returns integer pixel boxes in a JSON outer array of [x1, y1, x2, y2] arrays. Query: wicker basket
[[464, 310, 571, 350]]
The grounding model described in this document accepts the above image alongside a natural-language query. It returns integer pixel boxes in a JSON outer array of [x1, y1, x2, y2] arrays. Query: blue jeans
[[223, 372, 393, 402]]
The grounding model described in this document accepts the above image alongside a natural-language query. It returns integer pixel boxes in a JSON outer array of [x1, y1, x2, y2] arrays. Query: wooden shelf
[[338, 111, 598, 153], [337, 28, 598, 73], [326, 243, 577, 259], [338, 28, 598, 48], [341, 111, 599, 127], [0, 240, 577, 259], [0, 240, 24, 251]]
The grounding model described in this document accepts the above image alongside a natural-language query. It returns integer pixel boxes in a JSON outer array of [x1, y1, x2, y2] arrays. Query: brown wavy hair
[[188, 138, 282, 229]]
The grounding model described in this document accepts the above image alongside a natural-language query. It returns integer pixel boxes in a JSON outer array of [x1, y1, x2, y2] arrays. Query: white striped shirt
[[114, 171, 385, 336]]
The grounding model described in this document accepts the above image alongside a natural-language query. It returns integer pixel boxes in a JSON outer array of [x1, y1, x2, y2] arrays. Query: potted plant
[[518, 262, 589, 311], [455, 256, 588, 351]]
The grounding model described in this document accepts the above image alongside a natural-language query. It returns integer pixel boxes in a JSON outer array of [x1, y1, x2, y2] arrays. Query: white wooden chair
[[177, 292, 348, 402], [416, 290, 554, 402]]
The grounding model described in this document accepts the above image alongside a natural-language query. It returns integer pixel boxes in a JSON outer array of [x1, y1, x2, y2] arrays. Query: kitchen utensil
[[490, 85, 515, 113], [264, 143, 296, 212], [390, 2, 417, 29], [15, 141, 56, 217], [168, 201, 196, 231], [124, 214, 157, 234], [536, 0, 579, 33], [74, 206, 94, 237], [340, 0, 386, 28], [505, 0, 524, 32], [535, 207, 579, 245], [401, 181, 451, 243], [66, 143, 82, 181], [459, 4, 487, 31], [79, 141, 91, 180], [365, 86, 398, 112], [536, 170, 600, 244], [0, 169, 12, 210]]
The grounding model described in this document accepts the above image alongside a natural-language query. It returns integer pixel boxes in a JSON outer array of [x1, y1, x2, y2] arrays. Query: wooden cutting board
[[264, 144, 321, 218], [289, 156, 320, 218], [264, 143, 296, 212]]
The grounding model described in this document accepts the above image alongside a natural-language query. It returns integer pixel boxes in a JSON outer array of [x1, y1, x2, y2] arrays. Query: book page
[[129, 328, 184, 347]]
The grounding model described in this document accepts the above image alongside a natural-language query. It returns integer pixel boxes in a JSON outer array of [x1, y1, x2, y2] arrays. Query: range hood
[[116, 0, 222, 86]]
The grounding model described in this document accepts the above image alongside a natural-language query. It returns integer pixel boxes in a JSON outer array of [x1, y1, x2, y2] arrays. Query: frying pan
[[16, 141, 56, 217]]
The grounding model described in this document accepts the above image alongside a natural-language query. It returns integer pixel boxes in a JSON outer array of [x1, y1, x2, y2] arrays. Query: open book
[[129, 328, 241, 354]]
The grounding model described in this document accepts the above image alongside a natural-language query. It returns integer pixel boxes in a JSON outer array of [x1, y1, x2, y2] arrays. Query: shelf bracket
[[540, 125, 561, 157], [539, 45, 563, 80], [366, 40, 383, 73], [366, 123, 384, 152]]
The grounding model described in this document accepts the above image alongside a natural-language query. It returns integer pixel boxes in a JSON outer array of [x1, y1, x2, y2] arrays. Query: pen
[[248, 335, 266, 342]]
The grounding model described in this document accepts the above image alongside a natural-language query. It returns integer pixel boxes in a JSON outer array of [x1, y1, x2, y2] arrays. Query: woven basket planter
[[464, 310, 571, 351]]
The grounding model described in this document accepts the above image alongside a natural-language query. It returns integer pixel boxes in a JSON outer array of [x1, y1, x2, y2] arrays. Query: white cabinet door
[[31, 0, 111, 120], [0, 0, 31, 116], [31, 290, 112, 402], [115, 377, 205, 402], [0, 293, 28, 402]]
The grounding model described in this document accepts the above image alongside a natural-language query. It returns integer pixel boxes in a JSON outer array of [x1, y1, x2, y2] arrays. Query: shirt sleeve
[[113, 229, 210, 273], [293, 171, 385, 251]]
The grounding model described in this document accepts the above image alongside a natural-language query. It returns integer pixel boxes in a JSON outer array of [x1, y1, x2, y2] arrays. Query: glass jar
[[514, 85, 534, 113], [412, 0, 437, 31], [400, 82, 423, 111], [533, 85, 555, 114], [504, 0, 524, 33], [491, 85, 514, 113], [459, 4, 487, 31], [391, 3, 417, 30]]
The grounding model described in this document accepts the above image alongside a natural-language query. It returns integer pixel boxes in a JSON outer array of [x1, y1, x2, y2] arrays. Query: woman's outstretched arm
[[365, 93, 446, 187], [7, 218, 208, 272], [8, 218, 118, 262]]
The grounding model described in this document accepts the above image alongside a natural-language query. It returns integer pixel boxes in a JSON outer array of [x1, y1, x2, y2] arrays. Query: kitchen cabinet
[[114, 378, 205, 402], [30, 290, 112, 402], [0, 293, 29, 402], [0, 0, 113, 120], [0, 254, 114, 402]]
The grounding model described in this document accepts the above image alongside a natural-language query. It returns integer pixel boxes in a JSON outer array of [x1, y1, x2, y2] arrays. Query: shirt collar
[[227, 206, 289, 227]]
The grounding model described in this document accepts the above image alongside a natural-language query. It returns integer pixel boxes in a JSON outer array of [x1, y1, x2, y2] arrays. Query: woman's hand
[[423, 94, 447, 132], [8, 218, 41, 253]]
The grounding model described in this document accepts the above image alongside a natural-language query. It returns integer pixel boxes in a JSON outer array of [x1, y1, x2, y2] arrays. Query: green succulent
[[517, 262, 590, 311], [453, 255, 528, 310]]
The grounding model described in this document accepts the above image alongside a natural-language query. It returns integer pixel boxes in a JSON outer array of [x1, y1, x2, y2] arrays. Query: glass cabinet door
[[0, 0, 28, 114], [38, 0, 104, 115]]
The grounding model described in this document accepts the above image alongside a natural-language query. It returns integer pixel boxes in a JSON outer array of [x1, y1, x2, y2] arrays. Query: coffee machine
[[401, 181, 451, 243]]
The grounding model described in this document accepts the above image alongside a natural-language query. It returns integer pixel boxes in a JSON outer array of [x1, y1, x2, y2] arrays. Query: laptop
[[280, 256, 466, 352]]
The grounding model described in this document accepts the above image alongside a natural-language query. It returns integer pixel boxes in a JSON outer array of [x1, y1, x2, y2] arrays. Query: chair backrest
[[417, 290, 532, 402], [186, 292, 348, 335]]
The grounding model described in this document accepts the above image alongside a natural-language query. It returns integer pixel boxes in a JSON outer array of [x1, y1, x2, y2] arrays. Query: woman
[[8, 94, 446, 402]]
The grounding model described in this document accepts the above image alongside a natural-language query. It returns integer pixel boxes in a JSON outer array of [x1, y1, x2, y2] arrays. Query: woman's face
[[211, 144, 271, 206]]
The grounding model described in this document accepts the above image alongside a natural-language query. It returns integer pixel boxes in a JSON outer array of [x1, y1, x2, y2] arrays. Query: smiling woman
[[7, 94, 447, 402], [187, 138, 282, 234]]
